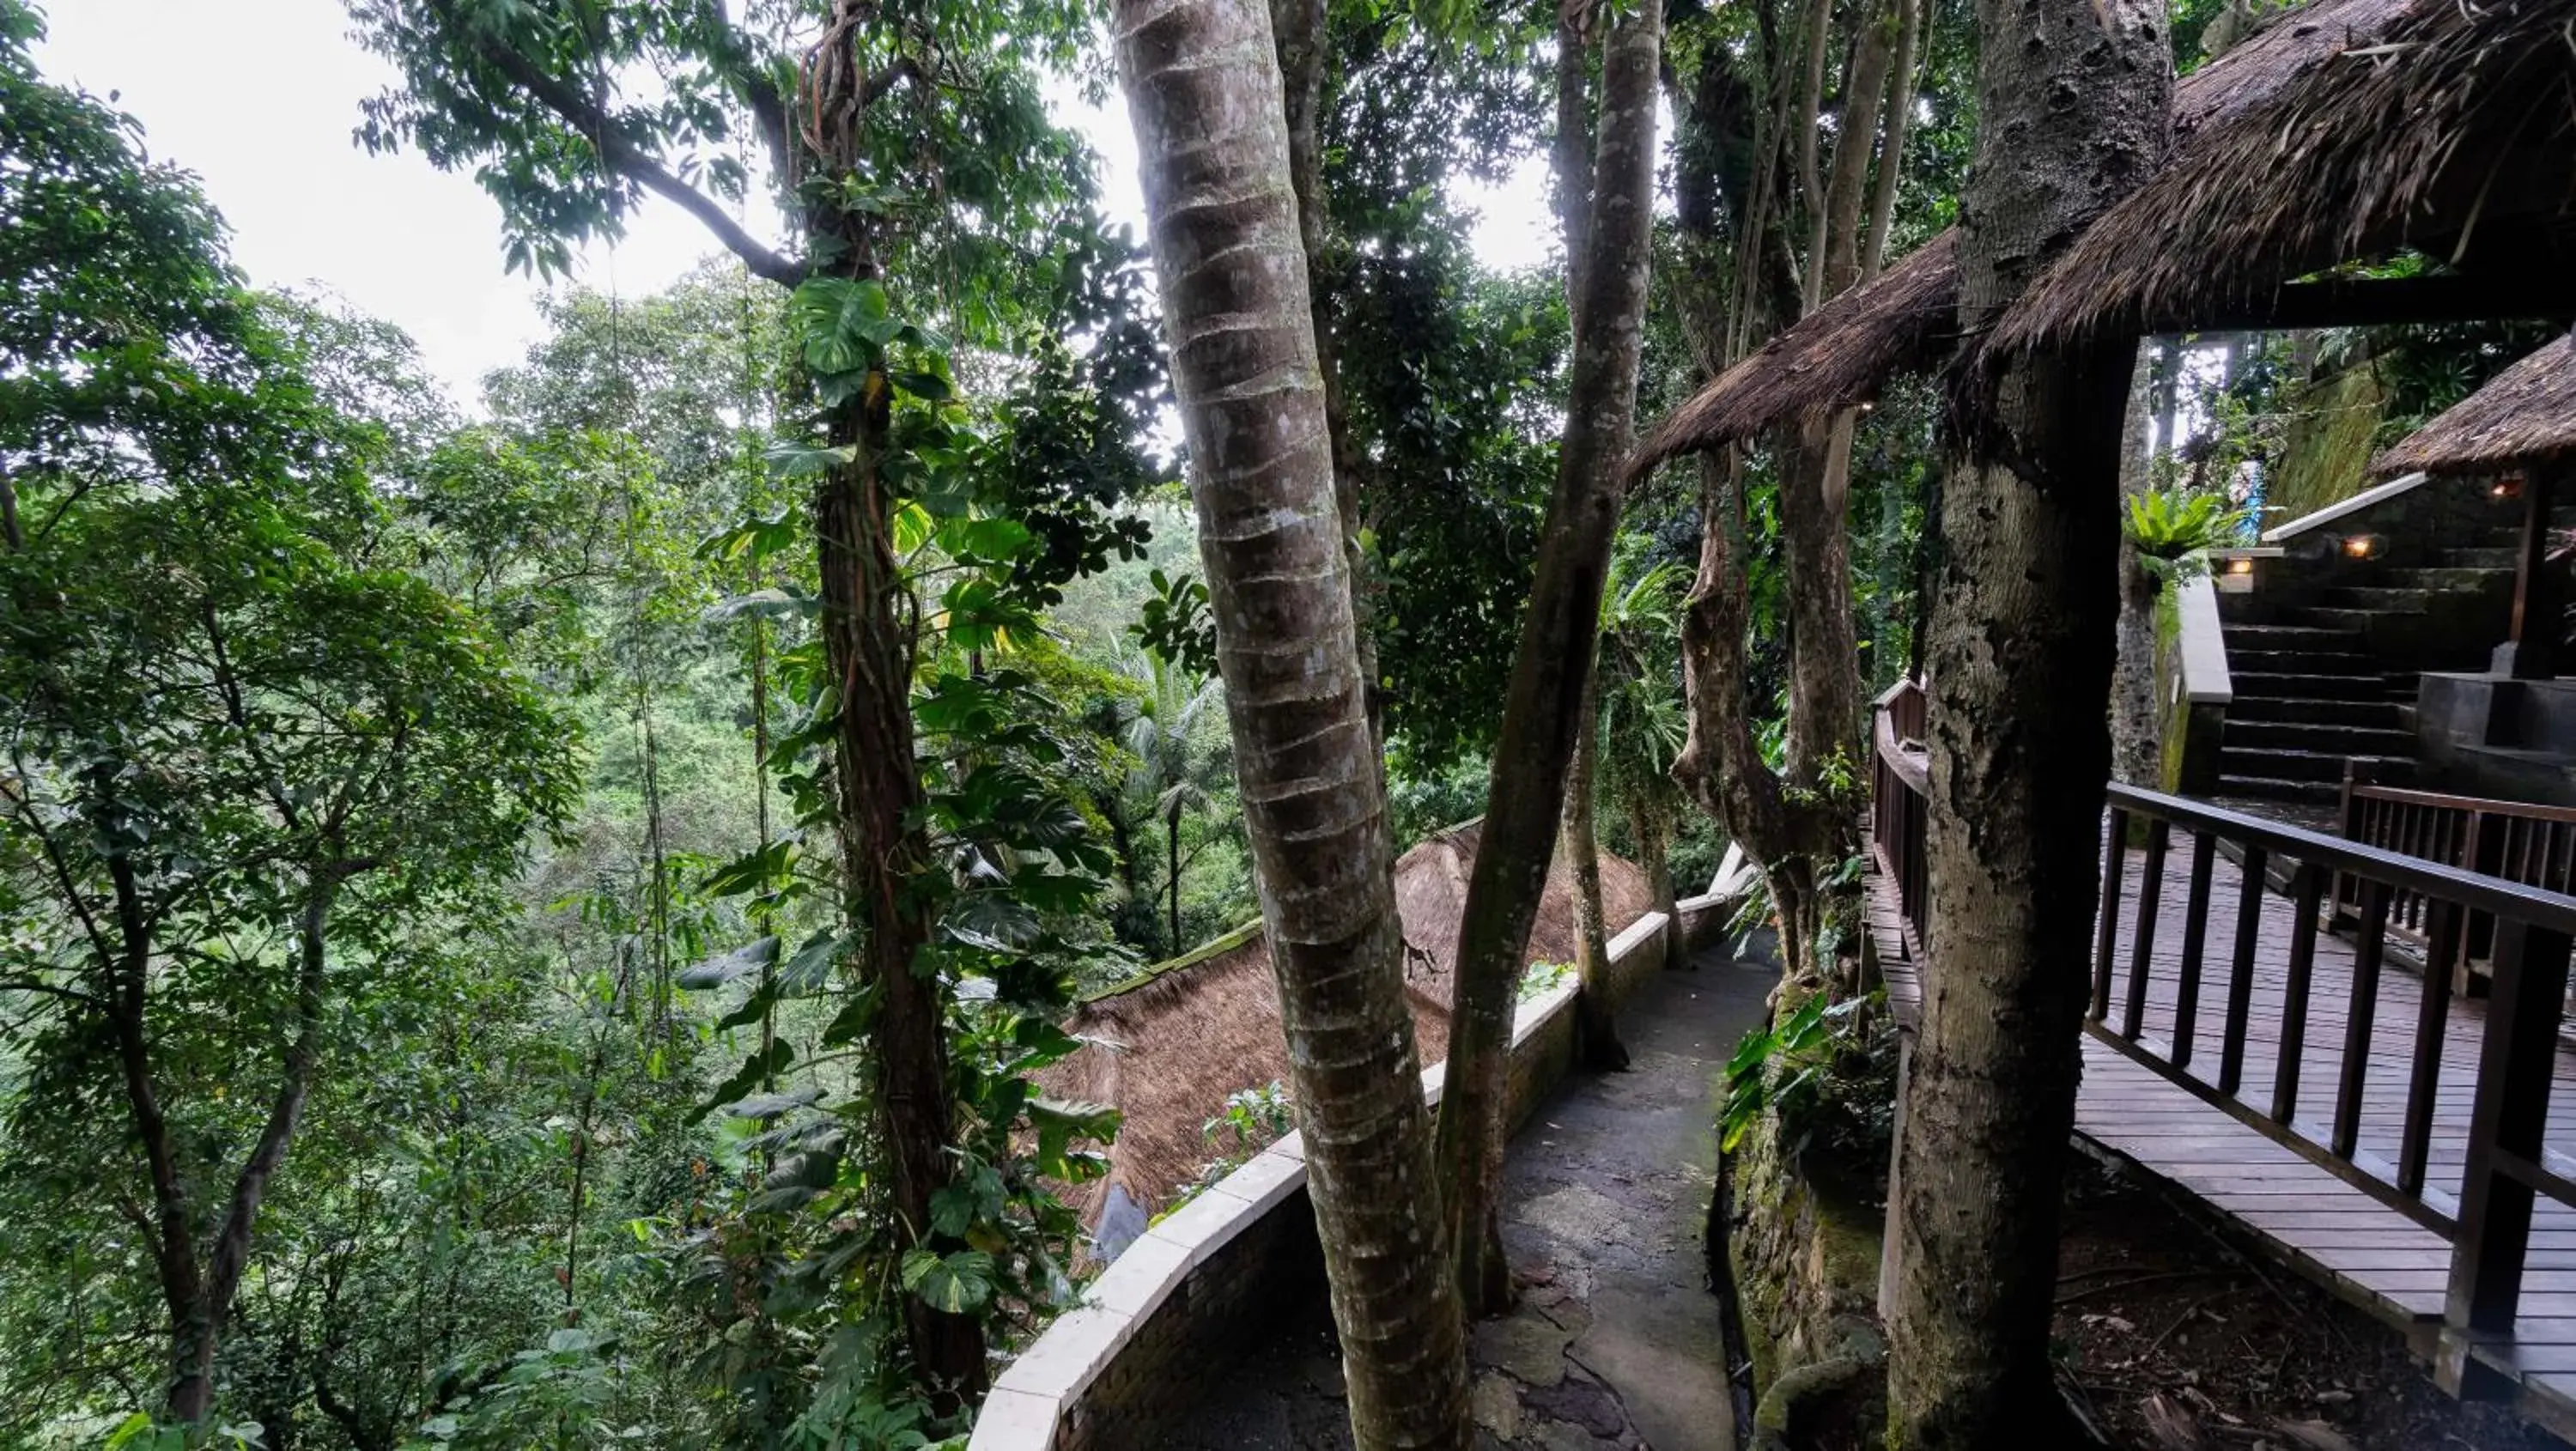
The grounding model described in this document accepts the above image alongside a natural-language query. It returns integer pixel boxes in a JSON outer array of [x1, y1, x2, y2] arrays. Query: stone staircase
[[2216, 521, 2532, 804]]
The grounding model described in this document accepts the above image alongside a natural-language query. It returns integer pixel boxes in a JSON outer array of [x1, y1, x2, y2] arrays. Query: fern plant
[[2123, 489, 2251, 580]]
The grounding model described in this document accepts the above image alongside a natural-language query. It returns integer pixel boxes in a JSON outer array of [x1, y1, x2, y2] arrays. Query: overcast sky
[[35, 1, 1553, 410]]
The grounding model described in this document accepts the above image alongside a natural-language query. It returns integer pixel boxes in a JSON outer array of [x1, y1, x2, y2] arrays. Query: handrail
[[1870, 680, 1931, 1021], [2259, 469, 2431, 544], [2354, 780, 2576, 827], [2173, 573, 2233, 707], [1874, 705, 1928, 795], [2093, 780, 2576, 1360], [2336, 774, 2576, 991], [2110, 782, 2576, 931]]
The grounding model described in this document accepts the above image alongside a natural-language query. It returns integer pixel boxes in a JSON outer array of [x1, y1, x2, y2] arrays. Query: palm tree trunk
[[1886, 0, 2168, 1441], [1115, 1, 1470, 1442]]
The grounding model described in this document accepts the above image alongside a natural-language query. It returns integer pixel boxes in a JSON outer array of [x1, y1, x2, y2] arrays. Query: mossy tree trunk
[[1886, 0, 2169, 1441], [1115, 0, 1471, 1442], [2111, 343, 2163, 788]]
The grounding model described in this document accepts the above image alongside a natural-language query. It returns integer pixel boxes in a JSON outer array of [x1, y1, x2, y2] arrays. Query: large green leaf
[[901, 1248, 995, 1314]]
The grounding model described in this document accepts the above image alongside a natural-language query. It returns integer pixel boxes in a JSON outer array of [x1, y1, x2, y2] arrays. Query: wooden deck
[[1867, 829, 2576, 1430]]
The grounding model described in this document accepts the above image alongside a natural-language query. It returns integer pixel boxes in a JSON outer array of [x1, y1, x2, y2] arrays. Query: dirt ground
[[2051, 1155, 2559, 1451]]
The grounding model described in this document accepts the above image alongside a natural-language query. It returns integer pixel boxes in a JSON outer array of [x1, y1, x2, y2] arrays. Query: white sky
[[35, 0, 1555, 410]]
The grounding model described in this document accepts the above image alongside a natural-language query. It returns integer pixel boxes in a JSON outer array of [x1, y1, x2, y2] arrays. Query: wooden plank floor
[[2081, 829, 2576, 1417]]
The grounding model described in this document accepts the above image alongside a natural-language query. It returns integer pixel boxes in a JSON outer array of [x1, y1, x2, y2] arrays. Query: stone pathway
[[1162, 942, 1772, 1450]]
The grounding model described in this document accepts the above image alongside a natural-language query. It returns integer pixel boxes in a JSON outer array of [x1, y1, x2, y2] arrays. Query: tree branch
[[427, 0, 804, 287], [0, 976, 103, 1008]]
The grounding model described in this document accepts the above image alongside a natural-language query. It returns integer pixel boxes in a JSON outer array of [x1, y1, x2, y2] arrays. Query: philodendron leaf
[[901, 1248, 994, 1314]]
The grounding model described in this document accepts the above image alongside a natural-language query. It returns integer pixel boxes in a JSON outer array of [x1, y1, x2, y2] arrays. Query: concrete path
[[1163, 942, 1771, 1450]]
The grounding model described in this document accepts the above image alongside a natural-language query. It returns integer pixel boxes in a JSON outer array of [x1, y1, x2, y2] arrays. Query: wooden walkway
[[1868, 830, 2576, 1427]]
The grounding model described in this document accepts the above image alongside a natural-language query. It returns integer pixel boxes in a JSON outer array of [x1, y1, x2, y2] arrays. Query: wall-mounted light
[[2226, 556, 2254, 575], [2342, 533, 2384, 561], [2494, 475, 2525, 501]]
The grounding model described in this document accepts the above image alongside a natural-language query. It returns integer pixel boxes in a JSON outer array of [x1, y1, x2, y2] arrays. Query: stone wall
[[968, 896, 1730, 1449]]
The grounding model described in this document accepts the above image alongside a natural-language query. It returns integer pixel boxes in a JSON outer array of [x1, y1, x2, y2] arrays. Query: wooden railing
[[2338, 767, 2576, 993], [2093, 784, 2576, 1348], [1869, 679, 1929, 969]]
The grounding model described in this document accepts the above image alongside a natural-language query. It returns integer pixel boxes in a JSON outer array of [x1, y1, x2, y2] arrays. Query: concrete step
[[2436, 547, 2519, 569], [2219, 748, 2415, 785], [2232, 671, 2402, 701], [2317, 586, 2433, 613], [2227, 695, 2404, 728], [2222, 623, 2366, 652], [2284, 606, 2430, 634], [2227, 649, 2376, 676], [2217, 773, 2343, 804], [2222, 719, 2416, 754], [2377, 566, 2513, 592]]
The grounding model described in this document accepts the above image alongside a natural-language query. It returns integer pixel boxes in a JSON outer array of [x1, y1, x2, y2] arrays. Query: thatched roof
[[2372, 332, 2576, 478], [1038, 825, 1652, 1229], [1989, 0, 2576, 357], [1628, 0, 2418, 473], [1628, 235, 1957, 478]]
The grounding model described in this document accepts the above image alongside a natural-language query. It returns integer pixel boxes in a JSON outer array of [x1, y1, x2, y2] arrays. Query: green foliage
[[1311, 10, 1564, 774], [2123, 489, 2251, 580], [1719, 988, 1896, 1164], [1131, 568, 1218, 679], [1164, 1080, 1292, 1208], [1203, 1081, 1295, 1153], [1516, 959, 1574, 1003]]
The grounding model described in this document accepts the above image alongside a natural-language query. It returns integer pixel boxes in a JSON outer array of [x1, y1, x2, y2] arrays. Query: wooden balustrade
[[2337, 766, 2576, 994], [1870, 679, 1929, 973], [1869, 675, 2576, 1366], [2093, 784, 2576, 1350]]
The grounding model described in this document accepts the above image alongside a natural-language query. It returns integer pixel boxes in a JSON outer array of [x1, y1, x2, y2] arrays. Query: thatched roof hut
[[1987, 0, 2576, 359], [2373, 333, 2576, 480], [1627, 0, 2417, 474], [1038, 824, 1653, 1231]]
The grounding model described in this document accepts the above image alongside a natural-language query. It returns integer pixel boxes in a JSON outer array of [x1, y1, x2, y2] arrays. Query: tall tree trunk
[[153, 873, 341, 1424], [1886, 0, 2169, 1441], [1675, 452, 1844, 976], [1628, 799, 1680, 965], [1431, 0, 1662, 1318], [1115, 1, 1471, 1442], [1561, 695, 1627, 1067], [1816, 0, 1899, 306], [1553, 0, 1595, 303], [1167, 802, 1183, 956], [1777, 418, 1866, 787], [1792, 0, 1833, 312], [1861, 0, 1923, 282], [1628, 804, 1690, 963], [1270, 0, 1382, 748], [1787, 0, 1895, 783], [2111, 343, 2163, 787], [2152, 335, 2183, 458], [815, 410, 982, 1400]]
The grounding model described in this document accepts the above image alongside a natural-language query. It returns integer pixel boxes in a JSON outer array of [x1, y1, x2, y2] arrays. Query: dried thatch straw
[[1036, 823, 1652, 1229], [1989, 0, 2576, 358], [2373, 331, 2576, 477], [1626, 235, 1957, 478], [1627, 0, 2420, 472]]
